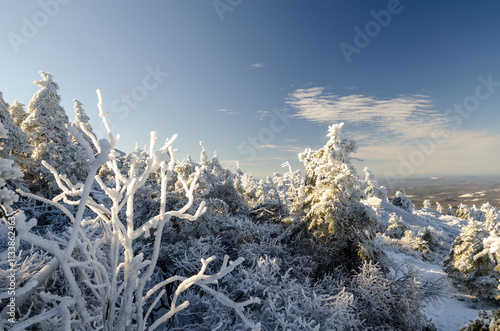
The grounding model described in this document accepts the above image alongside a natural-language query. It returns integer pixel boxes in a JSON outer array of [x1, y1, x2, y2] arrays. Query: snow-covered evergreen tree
[[423, 199, 432, 210], [448, 204, 455, 216], [392, 191, 415, 213], [435, 202, 445, 214], [363, 167, 388, 202], [0, 92, 32, 173], [71, 99, 96, 151], [444, 221, 499, 299], [8, 100, 28, 126], [0, 123, 23, 211], [482, 203, 500, 235], [21, 72, 89, 191], [297, 123, 379, 271], [199, 141, 208, 166]]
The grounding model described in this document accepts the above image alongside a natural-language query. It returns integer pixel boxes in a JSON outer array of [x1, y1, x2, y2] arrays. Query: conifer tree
[[21, 72, 89, 192], [363, 167, 388, 202], [0, 92, 32, 173], [482, 203, 500, 234], [423, 199, 432, 210], [9, 100, 28, 126], [298, 123, 378, 272], [435, 202, 445, 214], [71, 99, 96, 151], [0, 123, 23, 211], [444, 221, 499, 299]]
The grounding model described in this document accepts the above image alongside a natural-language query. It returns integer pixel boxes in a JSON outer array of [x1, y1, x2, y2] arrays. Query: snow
[[366, 193, 499, 330], [388, 250, 486, 330]]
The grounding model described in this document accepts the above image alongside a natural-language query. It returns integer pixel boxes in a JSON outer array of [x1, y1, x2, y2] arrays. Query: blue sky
[[1, 1, 499, 179]]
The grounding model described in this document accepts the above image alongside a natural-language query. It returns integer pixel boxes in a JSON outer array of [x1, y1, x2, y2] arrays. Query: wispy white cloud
[[258, 144, 279, 149], [216, 108, 240, 115], [286, 87, 441, 143], [286, 87, 500, 176], [278, 145, 310, 154], [256, 110, 271, 120], [248, 63, 264, 69]]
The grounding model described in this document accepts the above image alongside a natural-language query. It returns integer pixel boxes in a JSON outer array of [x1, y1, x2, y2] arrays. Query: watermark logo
[[7, 0, 71, 54], [384, 74, 499, 186], [340, 0, 405, 64], [213, 0, 244, 22], [4, 211, 18, 325], [237, 107, 290, 160], [96, 65, 168, 139]]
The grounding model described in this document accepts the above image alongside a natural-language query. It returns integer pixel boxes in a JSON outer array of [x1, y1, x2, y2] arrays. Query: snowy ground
[[390, 249, 490, 330], [366, 197, 496, 330]]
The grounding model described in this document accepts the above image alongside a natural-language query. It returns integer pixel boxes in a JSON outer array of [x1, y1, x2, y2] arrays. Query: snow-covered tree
[[435, 202, 445, 214], [444, 221, 499, 299], [448, 204, 455, 216], [21, 72, 89, 191], [0, 123, 23, 211], [199, 141, 208, 166], [8, 100, 28, 126], [363, 167, 388, 202], [0, 92, 32, 173], [423, 199, 432, 210], [297, 123, 379, 271], [392, 191, 415, 213], [71, 99, 96, 151], [386, 213, 409, 239], [482, 203, 500, 235]]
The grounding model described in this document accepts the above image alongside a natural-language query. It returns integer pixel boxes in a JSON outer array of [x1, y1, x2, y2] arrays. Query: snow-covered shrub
[[2, 91, 259, 330], [460, 308, 500, 331], [423, 199, 432, 210], [448, 204, 456, 216], [455, 204, 486, 222], [351, 262, 437, 330], [470, 205, 486, 222], [400, 230, 433, 260], [392, 191, 415, 213], [237, 255, 362, 330], [386, 213, 409, 239], [444, 221, 499, 299]]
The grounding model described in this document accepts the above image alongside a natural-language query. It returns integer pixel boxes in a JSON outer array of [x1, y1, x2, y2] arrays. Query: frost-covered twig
[[147, 255, 260, 331]]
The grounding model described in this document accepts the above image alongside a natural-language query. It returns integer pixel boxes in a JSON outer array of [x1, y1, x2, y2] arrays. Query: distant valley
[[380, 176, 500, 210]]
